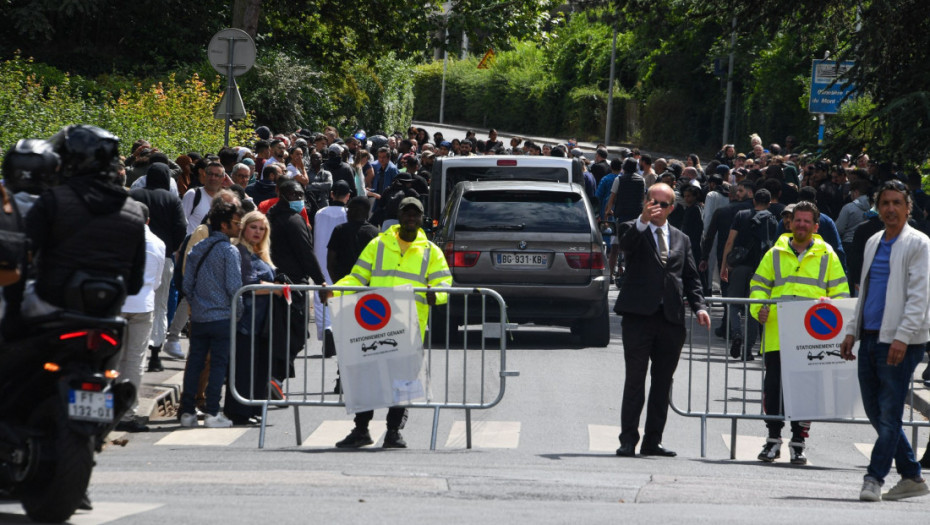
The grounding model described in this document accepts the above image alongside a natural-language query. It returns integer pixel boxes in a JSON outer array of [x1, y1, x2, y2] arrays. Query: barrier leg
[[293, 405, 302, 447], [430, 406, 441, 451], [700, 415, 707, 458], [258, 402, 269, 449], [466, 408, 473, 450], [730, 418, 738, 460]]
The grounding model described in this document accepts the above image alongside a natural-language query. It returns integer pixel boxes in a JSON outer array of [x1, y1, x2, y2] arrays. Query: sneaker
[[758, 437, 782, 462], [269, 378, 286, 400], [788, 441, 807, 465], [179, 412, 199, 428], [163, 340, 185, 359], [860, 478, 882, 502], [204, 413, 233, 428], [382, 429, 407, 449], [883, 477, 930, 501], [146, 355, 164, 372], [335, 428, 373, 448], [729, 337, 743, 359]]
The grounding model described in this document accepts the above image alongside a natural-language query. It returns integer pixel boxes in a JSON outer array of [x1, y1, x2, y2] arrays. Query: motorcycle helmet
[[48, 124, 120, 179], [2, 138, 61, 194]]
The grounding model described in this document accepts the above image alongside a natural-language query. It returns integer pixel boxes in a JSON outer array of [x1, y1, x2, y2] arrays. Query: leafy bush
[[0, 55, 254, 167], [237, 49, 332, 134], [337, 52, 415, 135]]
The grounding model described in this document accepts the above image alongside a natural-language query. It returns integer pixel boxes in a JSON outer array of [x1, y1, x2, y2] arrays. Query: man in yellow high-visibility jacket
[[749, 200, 849, 465], [325, 196, 451, 449]]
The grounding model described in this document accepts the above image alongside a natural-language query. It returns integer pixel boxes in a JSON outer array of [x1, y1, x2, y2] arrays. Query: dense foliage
[[0, 56, 253, 164]]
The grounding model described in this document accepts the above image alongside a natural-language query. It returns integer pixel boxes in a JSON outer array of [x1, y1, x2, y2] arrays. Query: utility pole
[[722, 16, 736, 146], [604, 26, 618, 146]]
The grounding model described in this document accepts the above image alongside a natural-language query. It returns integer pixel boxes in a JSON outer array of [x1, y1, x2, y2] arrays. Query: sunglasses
[[652, 199, 672, 209]]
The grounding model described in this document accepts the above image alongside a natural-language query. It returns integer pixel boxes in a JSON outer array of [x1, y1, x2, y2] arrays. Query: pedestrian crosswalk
[[120, 421, 928, 462]]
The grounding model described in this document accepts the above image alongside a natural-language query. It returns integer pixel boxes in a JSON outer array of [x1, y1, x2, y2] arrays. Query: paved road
[[4, 286, 930, 524]]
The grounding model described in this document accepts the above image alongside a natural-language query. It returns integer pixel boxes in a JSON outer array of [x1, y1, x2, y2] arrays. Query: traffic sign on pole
[[808, 59, 856, 115]]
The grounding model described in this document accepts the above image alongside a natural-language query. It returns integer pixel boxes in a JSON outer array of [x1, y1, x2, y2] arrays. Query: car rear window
[[455, 191, 590, 233]]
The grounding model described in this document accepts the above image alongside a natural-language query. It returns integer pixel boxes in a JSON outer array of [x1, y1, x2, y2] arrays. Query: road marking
[[0, 501, 162, 525], [302, 420, 386, 447], [855, 442, 926, 461], [91, 470, 448, 490], [588, 424, 621, 452], [721, 434, 812, 465], [445, 420, 520, 449], [155, 427, 248, 446]]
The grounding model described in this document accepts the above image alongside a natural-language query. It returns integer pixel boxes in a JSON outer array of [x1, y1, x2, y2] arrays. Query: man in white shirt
[[117, 203, 165, 432], [313, 181, 350, 357], [182, 161, 224, 234]]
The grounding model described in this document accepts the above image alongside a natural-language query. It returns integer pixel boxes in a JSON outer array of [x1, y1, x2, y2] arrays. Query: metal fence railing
[[671, 296, 929, 458], [228, 284, 519, 449]]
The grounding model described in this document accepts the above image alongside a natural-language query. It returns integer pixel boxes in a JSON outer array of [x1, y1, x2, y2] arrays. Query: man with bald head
[[613, 183, 711, 458]]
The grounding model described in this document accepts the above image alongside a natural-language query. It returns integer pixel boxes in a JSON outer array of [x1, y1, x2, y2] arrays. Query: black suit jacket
[[614, 219, 707, 325]]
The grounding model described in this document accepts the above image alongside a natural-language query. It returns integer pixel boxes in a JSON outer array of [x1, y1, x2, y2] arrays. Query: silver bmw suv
[[431, 180, 611, 347]]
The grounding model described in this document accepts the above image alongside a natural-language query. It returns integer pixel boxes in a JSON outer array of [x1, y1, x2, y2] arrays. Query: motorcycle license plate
[[68, 390, 114, 423]]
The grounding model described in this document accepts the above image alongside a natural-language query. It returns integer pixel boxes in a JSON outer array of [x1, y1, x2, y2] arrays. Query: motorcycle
[[0, 277, 135, 523]]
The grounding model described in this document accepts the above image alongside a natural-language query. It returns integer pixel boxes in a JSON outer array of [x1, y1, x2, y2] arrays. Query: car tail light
[[565, 246, 606, 270], [444, 242, 480, 267], [496, 159, 518, 166]]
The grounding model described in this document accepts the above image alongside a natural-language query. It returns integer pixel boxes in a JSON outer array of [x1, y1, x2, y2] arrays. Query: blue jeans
[[858, 334, 924, 483], [181, 320, 231, 417]]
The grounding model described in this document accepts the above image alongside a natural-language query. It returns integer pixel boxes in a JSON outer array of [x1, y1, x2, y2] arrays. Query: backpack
[[728, 209, 778, 268]]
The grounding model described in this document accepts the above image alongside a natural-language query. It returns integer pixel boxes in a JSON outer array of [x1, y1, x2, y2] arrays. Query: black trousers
[[354, 407, 408, 431], [763, 351, 809, 441], [619, 311, 686, 447]]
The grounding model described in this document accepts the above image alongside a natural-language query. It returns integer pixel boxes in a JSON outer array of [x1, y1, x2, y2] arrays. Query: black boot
[[146, 345, 164, 372]]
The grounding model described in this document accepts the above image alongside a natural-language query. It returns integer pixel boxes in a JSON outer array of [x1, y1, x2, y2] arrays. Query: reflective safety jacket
[[335, 225, 452, 340], [749, 233, 849, 353]]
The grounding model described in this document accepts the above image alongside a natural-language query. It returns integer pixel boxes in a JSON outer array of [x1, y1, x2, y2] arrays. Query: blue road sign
[[809, 59, 856, 115]]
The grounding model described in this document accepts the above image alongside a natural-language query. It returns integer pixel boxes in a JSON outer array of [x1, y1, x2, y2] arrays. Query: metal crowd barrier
[[671, 296, 930, 458], [228, 284, 519, 449]]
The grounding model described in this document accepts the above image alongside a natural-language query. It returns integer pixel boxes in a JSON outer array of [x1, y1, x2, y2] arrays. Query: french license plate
[[496, 252, 548, 266], [68, 389, 114, 423]]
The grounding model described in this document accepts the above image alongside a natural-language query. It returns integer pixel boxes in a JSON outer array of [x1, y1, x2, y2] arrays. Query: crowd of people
[[2, 122, 930, 500]]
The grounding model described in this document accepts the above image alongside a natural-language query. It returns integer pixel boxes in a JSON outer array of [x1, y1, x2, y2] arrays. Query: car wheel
[[580, 299, 611, 348]]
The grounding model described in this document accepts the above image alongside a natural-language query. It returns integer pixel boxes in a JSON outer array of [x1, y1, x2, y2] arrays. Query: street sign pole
[[817, 113, 825, 151], [225, 37, 236, 147]]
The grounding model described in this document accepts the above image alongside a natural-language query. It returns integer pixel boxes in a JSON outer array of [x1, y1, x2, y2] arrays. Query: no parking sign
[[778, 299, 865, 420], [329, 285, 427, 414]]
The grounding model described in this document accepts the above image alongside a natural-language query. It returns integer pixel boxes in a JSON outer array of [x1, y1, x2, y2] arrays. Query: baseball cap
[[332, 180, 351, 196], [399, 196, 423, 213], [328, 144, 342, 156], [782, 203, 796, 216]]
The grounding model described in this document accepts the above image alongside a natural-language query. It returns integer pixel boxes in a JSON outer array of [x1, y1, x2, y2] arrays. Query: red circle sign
[[355, 294, 391, 331], [804, 303, 843, 341]]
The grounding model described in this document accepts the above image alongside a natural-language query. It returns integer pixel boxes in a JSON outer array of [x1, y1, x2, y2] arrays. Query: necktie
[[656, 227, 668, 265]]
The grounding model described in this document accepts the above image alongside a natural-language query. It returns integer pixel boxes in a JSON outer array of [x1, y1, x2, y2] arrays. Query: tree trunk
[[232, 0, 262, 37]]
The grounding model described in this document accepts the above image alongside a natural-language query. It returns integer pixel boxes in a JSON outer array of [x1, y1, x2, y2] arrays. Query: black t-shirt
[[327, 220, 380, 282]]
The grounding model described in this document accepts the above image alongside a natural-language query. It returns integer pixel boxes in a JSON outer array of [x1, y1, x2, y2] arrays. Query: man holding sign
[[325, 197, 451, 449], [750, 201, 849, 465], [840, 180, 930, 502]]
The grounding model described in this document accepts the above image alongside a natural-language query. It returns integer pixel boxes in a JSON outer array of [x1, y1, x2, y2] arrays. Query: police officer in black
[[22, 125, 146, 320]]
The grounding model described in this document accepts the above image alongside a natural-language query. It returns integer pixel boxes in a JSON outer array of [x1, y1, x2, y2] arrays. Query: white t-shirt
[[182, 187, 213, 234], [122, 225, 166, 313]]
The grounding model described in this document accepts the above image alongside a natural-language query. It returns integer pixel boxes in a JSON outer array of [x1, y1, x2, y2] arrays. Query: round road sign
[[355, 294, 392, 331], [804, 303, 843, 341], [208, 28, 256, 77]]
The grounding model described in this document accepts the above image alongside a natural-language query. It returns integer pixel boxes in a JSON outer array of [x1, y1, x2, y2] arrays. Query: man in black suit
[[614, 183, 710, 458]]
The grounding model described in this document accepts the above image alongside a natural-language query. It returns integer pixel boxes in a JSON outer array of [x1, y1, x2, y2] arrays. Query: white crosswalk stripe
[[721, 434, 812, 464], [302, 420, 386, 447], [0, 501, 163, 525], [445, 420, 521, 448], [855, 442, 926, 461], [155, 427, 248, 446]]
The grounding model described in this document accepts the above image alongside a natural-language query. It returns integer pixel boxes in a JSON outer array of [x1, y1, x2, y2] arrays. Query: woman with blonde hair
[[225, 210, 277, 424]]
